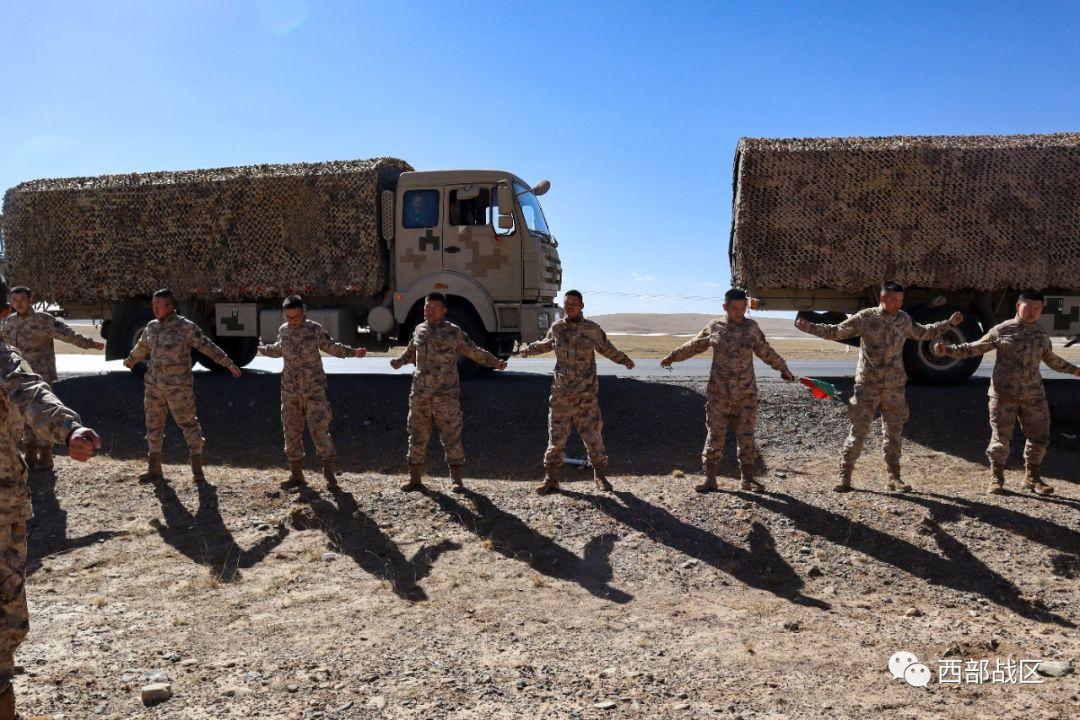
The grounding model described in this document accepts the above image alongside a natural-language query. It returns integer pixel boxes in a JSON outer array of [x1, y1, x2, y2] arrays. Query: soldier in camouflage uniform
[[0, 275, 102, 720], [123, 289, 241, 482], [390, 292, 506, 492], [3, 286, 104, 470], [661, 289, 795, 493], [796, 281, 963, 492], [933, 290, 1080, 495], [517, 290, 635, 494], [258, 296, 366, 491]]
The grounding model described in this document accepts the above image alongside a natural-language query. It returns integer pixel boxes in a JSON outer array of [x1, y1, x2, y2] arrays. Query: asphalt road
[[53, 355, 1077, 380]]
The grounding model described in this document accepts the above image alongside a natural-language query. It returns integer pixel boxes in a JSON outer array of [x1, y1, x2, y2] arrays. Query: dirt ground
[[12, 369, 1079, 719]]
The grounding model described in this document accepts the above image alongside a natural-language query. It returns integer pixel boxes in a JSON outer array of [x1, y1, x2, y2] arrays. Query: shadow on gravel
[[293, 483, 460, 603], [151, 476, 289, 582], [562, 488, 830, 610], [419, 486, 632, 604], [742, 490, 1075, 627], [27, 468, 125, 575]]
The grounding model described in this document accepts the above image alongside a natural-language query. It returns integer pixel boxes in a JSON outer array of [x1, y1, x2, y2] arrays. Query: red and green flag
[[799, 377, 840, 400]]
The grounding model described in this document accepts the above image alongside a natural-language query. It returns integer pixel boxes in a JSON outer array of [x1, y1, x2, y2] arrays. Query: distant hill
[[591, 313, 800, 337]]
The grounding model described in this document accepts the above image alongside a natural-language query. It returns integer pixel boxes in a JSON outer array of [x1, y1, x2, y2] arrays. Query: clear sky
[[2, 1, 1078, 315]]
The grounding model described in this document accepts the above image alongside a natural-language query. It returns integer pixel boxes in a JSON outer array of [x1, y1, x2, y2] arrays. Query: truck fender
[[393, 272, 498, 333]]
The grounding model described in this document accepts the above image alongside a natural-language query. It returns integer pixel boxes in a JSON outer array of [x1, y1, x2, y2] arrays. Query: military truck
[[729, 133, 1080, 384], [1, 157, 563, 372]]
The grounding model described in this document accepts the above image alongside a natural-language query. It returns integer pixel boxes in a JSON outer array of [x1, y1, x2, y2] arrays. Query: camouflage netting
[[730, 133, 1080, 293], [1, 157, 413, 303]]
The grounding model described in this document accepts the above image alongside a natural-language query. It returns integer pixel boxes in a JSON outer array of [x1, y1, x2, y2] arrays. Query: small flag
[[799, 377, 839, 400]]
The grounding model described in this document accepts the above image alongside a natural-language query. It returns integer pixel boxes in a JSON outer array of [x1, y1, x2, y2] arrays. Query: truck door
[[442, 184, 521, 302], [397, 186, 445, 291]]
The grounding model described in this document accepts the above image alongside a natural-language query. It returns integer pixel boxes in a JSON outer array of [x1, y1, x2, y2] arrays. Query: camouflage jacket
[[801, 307, 952, 387], [2, 309, 98, 383], [395, 320, 500, 397], [663, 316, 790, 398], [261, 319, 356, 393], [124, 313, 236, 385], [0, 343, 84, 522], [938, 319, 1079, 399], [519, 316, 629, 395]]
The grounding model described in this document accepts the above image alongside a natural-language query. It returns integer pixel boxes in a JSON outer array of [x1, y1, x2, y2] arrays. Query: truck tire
[[196, 336, 259, 371], [446, 306, 489, 379], [903, 306, 982, 385]]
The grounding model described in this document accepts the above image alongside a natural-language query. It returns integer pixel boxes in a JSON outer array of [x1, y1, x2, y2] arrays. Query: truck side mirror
[[498, 214, 514, 230], [497, 184, 514, 230]]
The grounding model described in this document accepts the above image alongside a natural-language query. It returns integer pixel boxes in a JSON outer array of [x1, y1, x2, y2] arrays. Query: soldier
[[390, 292, 506, 492], [123, 289, 241, 481], [258, 296, 366, 491], [795, 281, 963, 492], [933, 290, 1080, 495], [3, 286, 104, 470], [0, 275, 102, 720], [517, 290, 635, 495], [661, 288, 795, 493]]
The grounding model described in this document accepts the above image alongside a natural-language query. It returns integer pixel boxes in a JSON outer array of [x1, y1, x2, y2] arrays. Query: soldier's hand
[[354, 348, 367, 358], [67, 427, 101, 461], [624, 358, 635, 370], [495, 360, 508, 371], [389, 358, 403, 370], [660, 357, 673, 369], [91, 341, 105, 351], [781, 370, 795, 382], [229, 366, 242, 378], [1074, 367, 1080, 377], [257, 344, 267, 355], [931, 341, 946, 356], [949, 311, 964, 326], [795, 318, 811, 332]]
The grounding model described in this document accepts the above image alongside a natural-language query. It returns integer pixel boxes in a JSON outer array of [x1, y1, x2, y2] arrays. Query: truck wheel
[[446, 307, 488, 379], [196, 336, 259, 371], [904, 306, 982, 385], [118, 309, 154, 375]]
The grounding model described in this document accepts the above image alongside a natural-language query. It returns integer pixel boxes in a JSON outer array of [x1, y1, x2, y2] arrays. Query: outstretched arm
[[318, 329, 358, 359], [49, 316, 102, 350], [518, 329, 554, 357], [1042, 337, 1080, 376], [123, 331, 151, 368], [753, 328, 794, 380], [190, 326, 240, 376], [458, 330, 501, 368], [661, 334, 712, 366], [593, 328, 632, 368], [933, 329, 996, 359], [796, 314, 865, 341]]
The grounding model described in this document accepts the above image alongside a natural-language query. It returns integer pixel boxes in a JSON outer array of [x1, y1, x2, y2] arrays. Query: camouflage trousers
[[0, 523, 28, 685], [987, 394, 1050, 466], [543, 391, 607, 467], [842, 384, 909, 472], [144, 381, 204, 455], [282, 388, 335, 461], [407, 393, 465, 466], [702, 393, 758, 469]]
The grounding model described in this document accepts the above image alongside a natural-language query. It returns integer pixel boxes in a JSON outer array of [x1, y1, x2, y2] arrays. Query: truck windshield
[[514, 182, 550, 236]]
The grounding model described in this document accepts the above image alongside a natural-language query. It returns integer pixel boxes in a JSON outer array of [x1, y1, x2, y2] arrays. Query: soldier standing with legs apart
[[795, 281, 963, 493], [390, 293, 506, 493], [123, 289, 241, 482], [2, 286, 104, 470], [933, 290, 1080, 495], [517, 290, 635, 495], [0, 275, 102, 720], [661, 289, 795, 493], [259, 296, 366, 491]]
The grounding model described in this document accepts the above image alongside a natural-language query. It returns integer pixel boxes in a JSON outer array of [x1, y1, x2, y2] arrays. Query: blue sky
[[2, 1, 1078, 315]]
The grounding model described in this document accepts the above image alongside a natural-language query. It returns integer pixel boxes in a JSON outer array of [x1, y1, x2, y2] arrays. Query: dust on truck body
[[729, 133, 1080, 383], [0, 157, 563, 370]]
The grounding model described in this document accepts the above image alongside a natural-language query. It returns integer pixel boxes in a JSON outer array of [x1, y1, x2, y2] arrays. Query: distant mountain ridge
[[591, 313, 800, 337]]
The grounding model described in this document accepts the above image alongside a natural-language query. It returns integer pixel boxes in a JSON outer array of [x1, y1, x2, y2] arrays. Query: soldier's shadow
[[742, 490, 1075, 627], [294, 483, 460, 603], [562, 488, 829, 610], [419, 486, 633, 604], [152, 476, 289, 582], [27, 468, 125, 575]]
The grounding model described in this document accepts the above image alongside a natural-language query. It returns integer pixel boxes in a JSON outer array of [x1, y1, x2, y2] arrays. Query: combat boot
[[281, 459, 305, 491], [1022, 464, 1053, 495], [987, 462, 1006, 495], [833, 465, 853, 493], [886, 465, 911, 493], [23, 442, 38, 470], [740, 466, 765, 493], [449, 465, 465, 493], [536, 463, 560, 495], [36, 444, 54, 471], [322, 458, 338, 489], [593, 464, 613, 492], [190, 454, 206, 482], [694, 462, 719, 493], [401, 464, 424, 492], [0, 681, 17, 720], [141, 452, 164, 482]]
